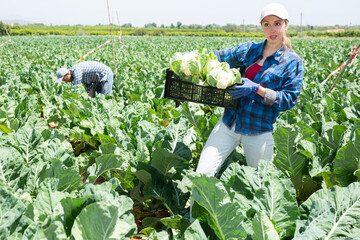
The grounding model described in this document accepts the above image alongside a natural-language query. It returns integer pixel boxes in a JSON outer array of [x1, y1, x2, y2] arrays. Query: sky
[[0, 0, 359, 27]]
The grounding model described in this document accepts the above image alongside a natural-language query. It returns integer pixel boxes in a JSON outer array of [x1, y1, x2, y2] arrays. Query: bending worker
[[56, 61, 113, 98]]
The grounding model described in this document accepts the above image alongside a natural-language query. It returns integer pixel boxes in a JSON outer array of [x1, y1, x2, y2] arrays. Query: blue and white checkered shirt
[[69, 61, 113, 92], [213, 40, 303, 135]]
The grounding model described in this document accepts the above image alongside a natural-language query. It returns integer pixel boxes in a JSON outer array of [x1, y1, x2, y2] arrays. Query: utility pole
[[106, 0, 117, 76], [300, 12, 303, 32]]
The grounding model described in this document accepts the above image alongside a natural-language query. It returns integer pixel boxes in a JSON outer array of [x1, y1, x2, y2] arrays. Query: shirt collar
[[260, 39, 285, 62]]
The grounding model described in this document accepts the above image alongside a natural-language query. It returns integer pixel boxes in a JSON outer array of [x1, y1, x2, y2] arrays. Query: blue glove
[[229, 78, 260, 99]]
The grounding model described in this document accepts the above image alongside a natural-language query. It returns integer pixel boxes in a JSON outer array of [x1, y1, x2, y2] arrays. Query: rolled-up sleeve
[[99, 70, 109, 82], [271, 60, 303, 111], [72, 68, 83, 86]]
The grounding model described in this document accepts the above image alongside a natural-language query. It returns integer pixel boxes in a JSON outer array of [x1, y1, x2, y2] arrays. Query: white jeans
[[190, 117, 274, 222], [195, 117, 275, 176]]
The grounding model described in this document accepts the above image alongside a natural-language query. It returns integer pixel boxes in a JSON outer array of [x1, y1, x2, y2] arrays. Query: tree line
[[1, 21, 360, 37]]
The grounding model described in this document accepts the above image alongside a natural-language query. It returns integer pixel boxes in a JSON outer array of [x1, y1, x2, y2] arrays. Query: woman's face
[[261, 15, 288, 46]]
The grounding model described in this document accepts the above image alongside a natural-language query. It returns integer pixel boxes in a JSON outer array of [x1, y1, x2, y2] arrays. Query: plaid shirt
[[213, 40, 303, 135], [69, 61, 112, 92]]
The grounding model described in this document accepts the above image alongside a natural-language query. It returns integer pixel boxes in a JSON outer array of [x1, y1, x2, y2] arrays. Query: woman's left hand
[[229, 78, 260, 99]]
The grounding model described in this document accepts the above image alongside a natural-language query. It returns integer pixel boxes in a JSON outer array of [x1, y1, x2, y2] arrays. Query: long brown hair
[[283, 20, 291, 49], [283, 35, 291, 49]]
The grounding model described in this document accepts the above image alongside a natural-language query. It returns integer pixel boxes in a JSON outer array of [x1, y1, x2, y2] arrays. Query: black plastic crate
[[164, 69, 241, 109]]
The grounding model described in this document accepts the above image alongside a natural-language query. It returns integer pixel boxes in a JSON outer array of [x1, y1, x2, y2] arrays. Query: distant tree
[[170, 23, 175, 29], [144, 22, 157, 28], [205, 24, 221, 29], [187, 24, 203, 29], [160, 24, 165, 28], [11, 24, 20, 30], [121, 23, 132, 27], [177, 21, 182, 29], [222, 24, 241, 32], [0, 21, 7, 36]]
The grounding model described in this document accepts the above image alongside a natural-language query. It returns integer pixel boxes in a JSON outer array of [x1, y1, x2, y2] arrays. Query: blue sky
[[0, 0, 359, 27]]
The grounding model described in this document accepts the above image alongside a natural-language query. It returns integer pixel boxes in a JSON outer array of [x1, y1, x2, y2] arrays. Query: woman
[[195, 3, 303, 176]]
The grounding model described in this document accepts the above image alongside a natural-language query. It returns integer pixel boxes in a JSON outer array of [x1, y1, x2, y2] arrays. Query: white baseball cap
[[56, 68, 68, 83], [260, 3, 289, 22]]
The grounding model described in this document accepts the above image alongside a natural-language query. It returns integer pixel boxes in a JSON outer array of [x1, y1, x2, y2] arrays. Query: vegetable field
[[1, 36, 360, 239]]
